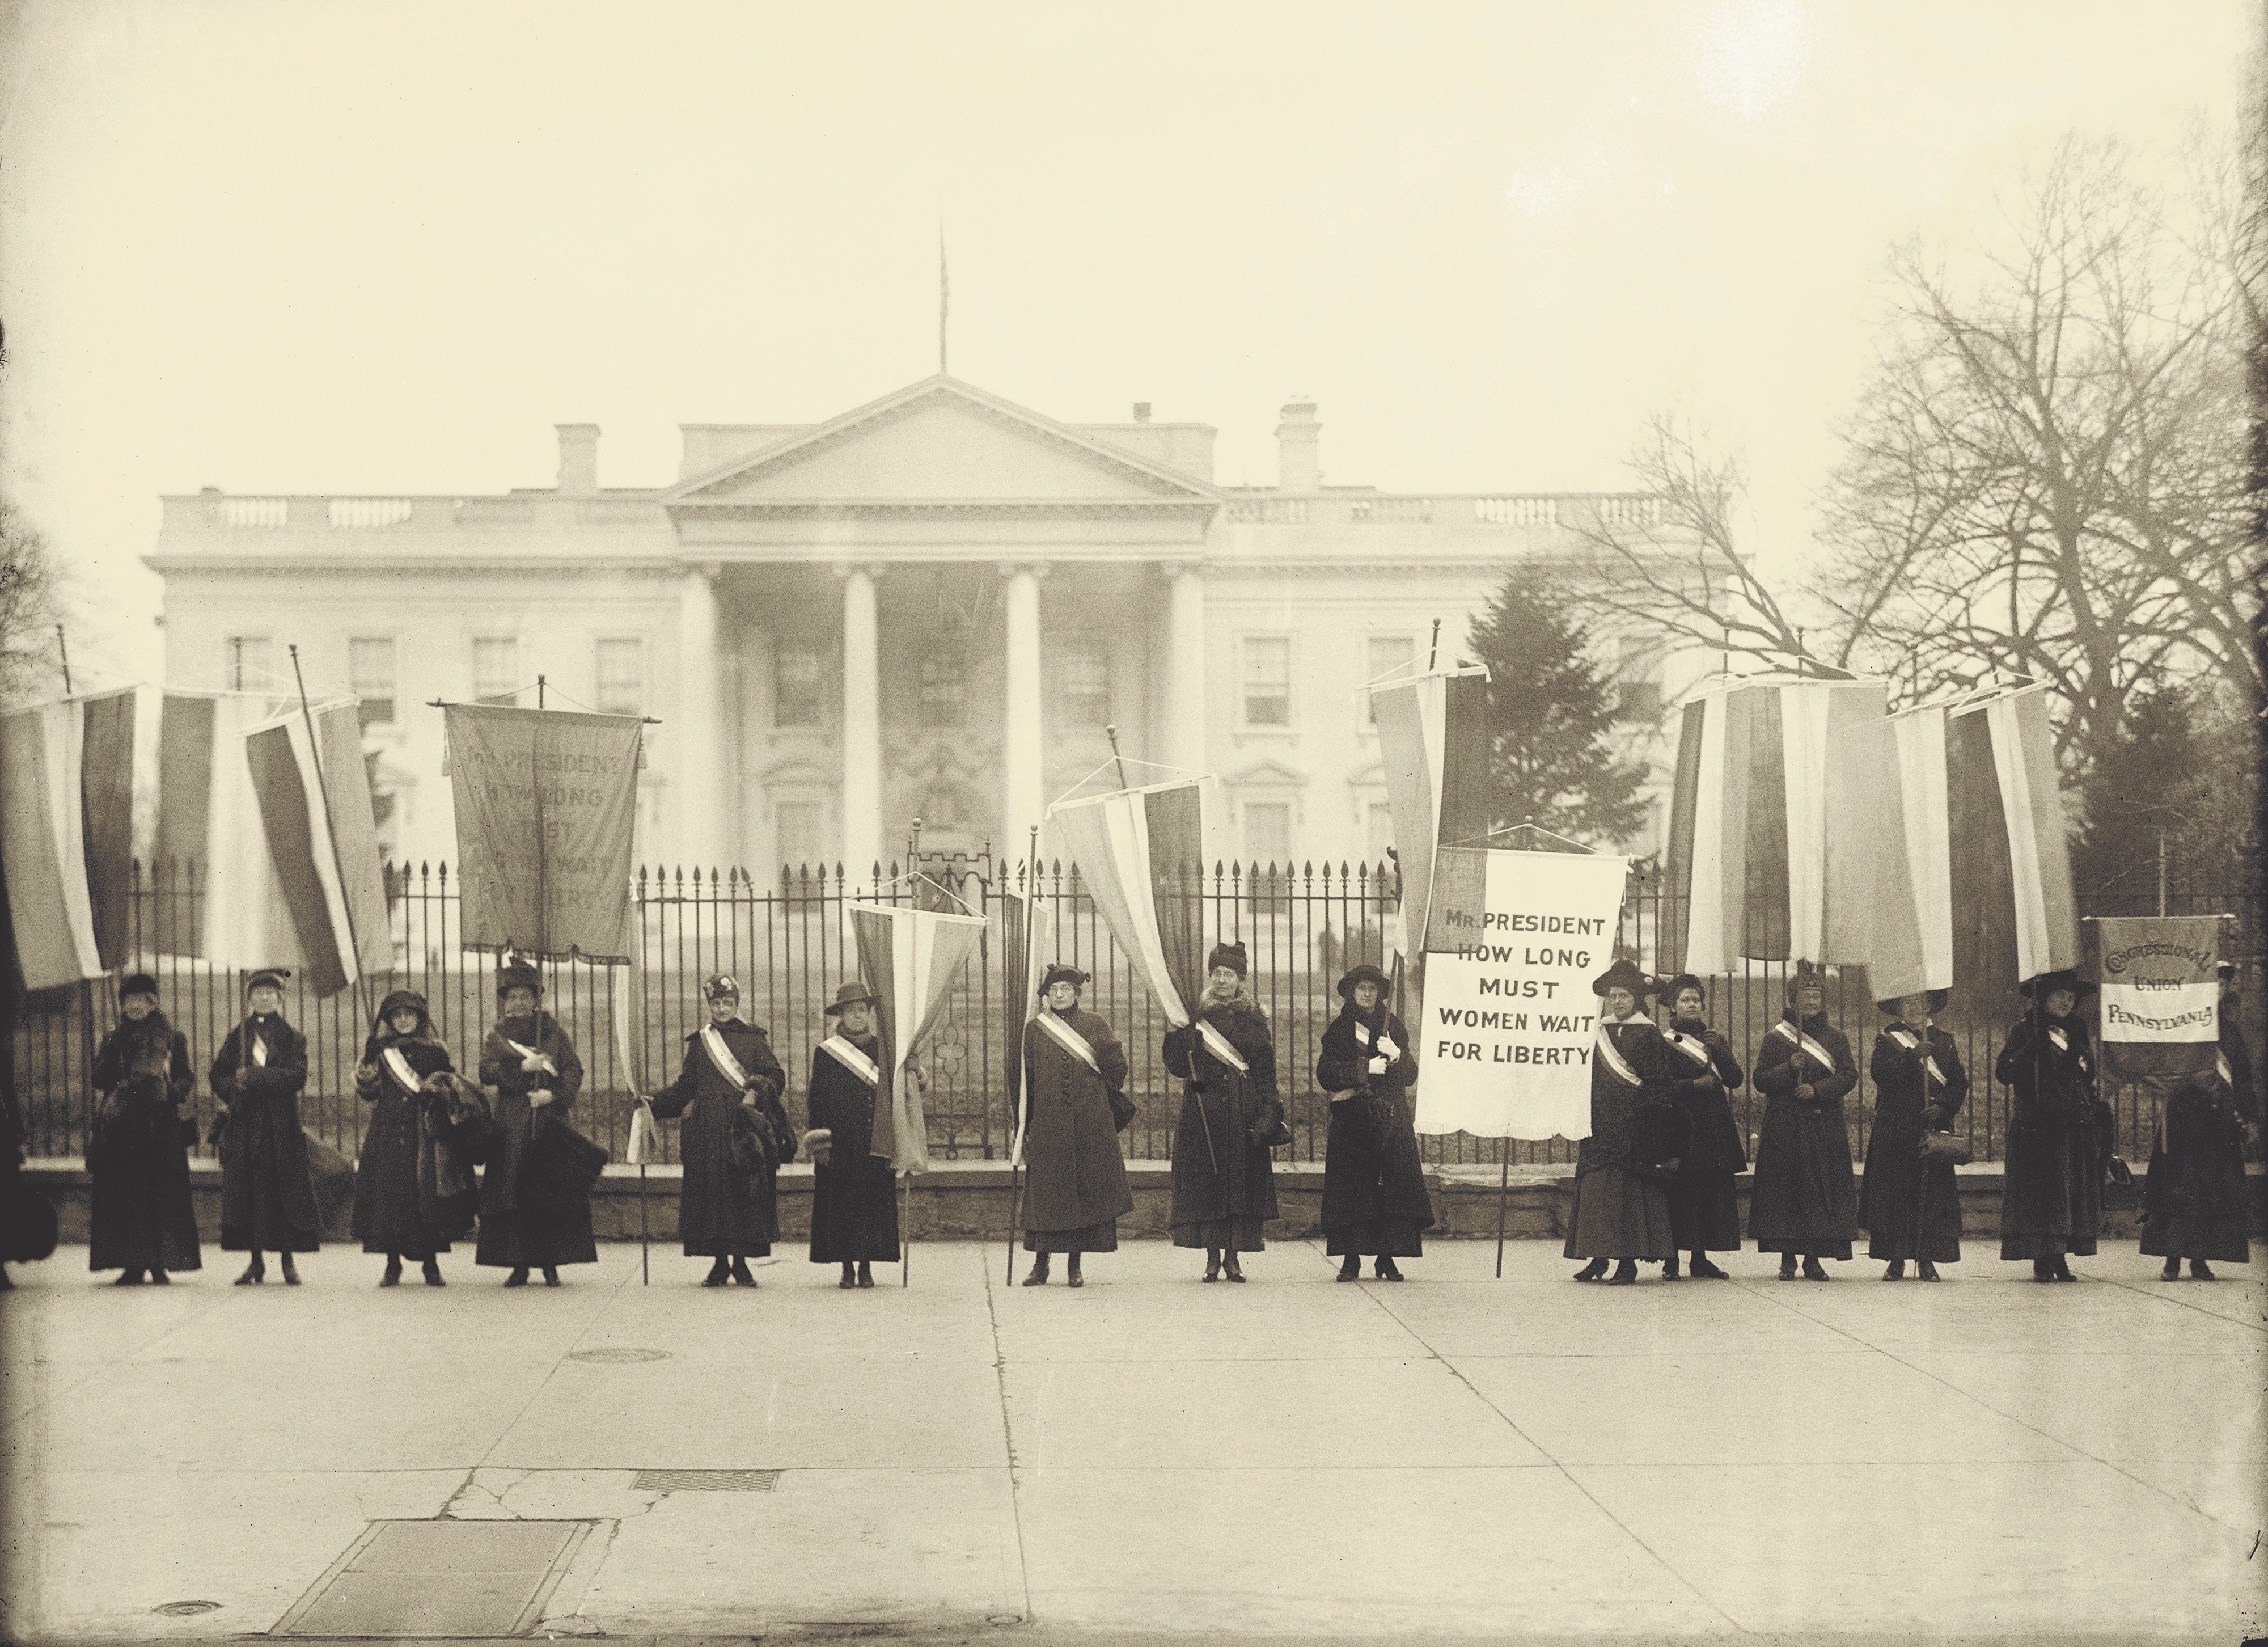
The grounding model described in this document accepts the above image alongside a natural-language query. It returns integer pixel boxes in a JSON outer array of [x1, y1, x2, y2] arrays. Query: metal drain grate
[[153, 1600, 222, 1616], [633, 1468, 781, 1493], [272, 1520, 590, 1638], [570, 1347, 671, 1364]]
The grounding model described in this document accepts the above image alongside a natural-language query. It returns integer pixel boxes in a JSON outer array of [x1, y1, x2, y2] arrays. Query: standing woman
[[805, 981, 901, 1289], [2140, 962, 2257, 1281], [88, 973, 202, 1285], [476, 962, 596, 1286], [1015, 964, 1135, 1287], [1163, 941, 1284, 1282], [350, 990, 462, 1287], [1315, 963, 1432, 1281], [1655, 973, 1745, 1280], [641, 974, 794, 1288], [1996, 970, 2100, 1282], [1748, 965, 1859, 1280], [210, 970, 320, 1284], [1860, 990, 1967, 1281], [1566, 958, 1677, 1285]]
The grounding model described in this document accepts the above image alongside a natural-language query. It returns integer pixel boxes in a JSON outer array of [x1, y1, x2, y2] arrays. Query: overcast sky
[[1, 0, 2250, 689]]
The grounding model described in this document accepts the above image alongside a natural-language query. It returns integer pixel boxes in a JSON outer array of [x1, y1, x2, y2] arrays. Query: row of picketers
[[39, 941, 2262, 1290]]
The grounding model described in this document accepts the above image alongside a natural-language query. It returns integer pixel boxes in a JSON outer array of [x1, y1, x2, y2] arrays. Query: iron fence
[[11, 858, 2261, 1172]]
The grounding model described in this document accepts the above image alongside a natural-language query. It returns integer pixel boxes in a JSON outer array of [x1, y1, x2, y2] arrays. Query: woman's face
[[1351, 981, 1380, 1011], [707, 995, 738, 1024], [1796, 983, 1824, 1016], [1674, 988, 1704, 1019], [2045, 987, 2077, 1019], [248, 986, 282, 1016], [122, 993, 156, 1021], [1605, 986, 1635, 1019], [388, 1008, 421, 1036], [1208, 966, 1242, 995], [501, 986, 537, 1019], [838, 1002, 873, 1036], [1898, 993, 1932, 1025], [1044, 981, 1080, 1012]]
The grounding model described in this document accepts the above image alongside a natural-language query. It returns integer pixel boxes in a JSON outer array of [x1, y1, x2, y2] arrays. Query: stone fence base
[[21, 1158, 2266, 1249]]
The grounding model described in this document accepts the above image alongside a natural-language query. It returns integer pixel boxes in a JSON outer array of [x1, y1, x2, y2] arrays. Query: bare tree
[[1816, 134, 2256, 772], [0, 496, 67, 710]]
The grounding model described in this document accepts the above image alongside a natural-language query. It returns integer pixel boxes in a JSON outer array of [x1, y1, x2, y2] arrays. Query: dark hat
[[244, 969, 290, 995], [1336, 963, 1391, 1001], [378, 989, 429, 1021], [1877, 988, 1950, 1016], [1783, 962, 1834, 1002], [2018, 969, 2095, 1002], [496, 962, 541, 998], [1591, 957, 1654, 1000], [823, 979, 880, 1015], [703, 973, 741, 1001], [1038, 964, 1090, 995], [1207, 940, 1249, 978], [1660, 973, 1707, 1004], [2217, 960, 2236, 980], [119, 972, 159, 1000]]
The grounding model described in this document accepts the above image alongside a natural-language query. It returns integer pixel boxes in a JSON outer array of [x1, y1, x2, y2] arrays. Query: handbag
[[1918, 1130, 1973, 1167], [518, 1120, 610, 1211], [1250, 1102, 1293, 1150], [1107, 1089, 1137, 1134]]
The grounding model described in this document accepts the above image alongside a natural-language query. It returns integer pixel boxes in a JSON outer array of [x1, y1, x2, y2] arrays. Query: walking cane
[[1494, 1150, 1510, 1279], [639, 1159, 649, 1286], [901, 1170, 912, 1288]]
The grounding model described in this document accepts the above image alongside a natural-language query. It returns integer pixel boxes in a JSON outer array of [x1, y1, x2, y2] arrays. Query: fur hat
[[378, 989, 429, 1023], [1038, 964, 1090, 995], [1207, 940, 1249, 978], [703, 973, 741, 1002], [1336, 963, 1391, 1001], [1876, 989, 1950, 1016], [1591, 957, 1654, 1000], [1783, 962, 1834, 1004], [496, 962, 541, 999], [824, 979, 880, 1015], [119, 972, 160, 1002]]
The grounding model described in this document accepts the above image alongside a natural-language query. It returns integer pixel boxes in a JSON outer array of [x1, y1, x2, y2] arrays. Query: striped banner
[[0, 699, 104, 989], [244, 701, 393, 999], [851, 902, 988, 1175], [79, 687, 139, 970], [154, 690, 302, 969], [1664, 677, 1888, 975], [1947, 685, 2078, 995], [998, 893, 1056, 1167], [2086, 915, 2223, 1082], [1048, 778, 1205, 1028], [1368, 669, 1492, 958]]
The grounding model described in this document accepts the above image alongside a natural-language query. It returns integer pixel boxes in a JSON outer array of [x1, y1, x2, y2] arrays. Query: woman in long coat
[[1748, 965, 1859, 1280], [1567, 958, 1677, 1285], [351, 990, 463, 1286], [1016, 964, 1135, 1287], [1860, 989, 1966, 1280], [644, 974, 794, 1287], [210, 969, 320, 1283], [2141, 963, 2256, 1281], [476, 962, 596, 1286], [1996, 969, 2101, 1282], [805, 980, 902, 1289], [1655, 973, 1745, 1279], [1315, 963, 1432, 1281], [88, 973, 201, 1284], [1164, 941, 1283, 1282]]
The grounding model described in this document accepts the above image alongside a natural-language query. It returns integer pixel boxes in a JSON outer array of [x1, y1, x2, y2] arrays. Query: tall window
[[594, 637, 645, 716], [1364, 635, 1415, 722], [918, 648, 967, 728], [1242, 637, 1291, 727], [225, 636, 273, 690], [1245, 801, 1292, 864], [472, 638, 519, 704], [773, 644, 822, 728], [775, 801, 824, 869], [1060, 635, 1110, 727], [349, 638, 396, 727]]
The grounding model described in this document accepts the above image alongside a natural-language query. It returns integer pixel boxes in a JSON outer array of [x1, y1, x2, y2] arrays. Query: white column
[[676, 562, 721, 867], [1001, 562, 1047, 850], [1166, 561, 1208, 778], [837, 563, 882, 883]]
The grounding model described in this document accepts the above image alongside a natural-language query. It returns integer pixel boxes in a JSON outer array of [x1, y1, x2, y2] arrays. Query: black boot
[[1916, 1261, 1940, 1282], [856, 1262, 874, 1289], [2160, 1257, 2181, 1281], [729, 1257, 756, 1287], [113, 1269, 145, 1286], [702, 1257, 730, 1287], [1777, 1255, 1798, 1281], [1203, 1249, 1220, 1283], [236, 1257, 265, 1286], [1023, 1254, 1051, 1286], [1800, 1256, 1829, 1281], [2032, 1260, 2055, 1282], [278, 1254, 300, 1286], [1572, 1258, 1607, 1282], [1690, 1253, 1729, 1279], [1661, 1254, 1682, 1280], [541, 1267, 560, 1287], [1375, 1257, 1403, 1282], [503, 1266, 530, 1287], [1066, 1256, 1084, 1288], [1606, 1259, 1638, 1286], [1882, 1260, 1904, 1281], [380, 1255, 403, 1287], [2050, 1256, 2075, 1282], [422, 1259, 445, 1286], [840, 1262, 858, 1290], [2190, 1259, 2215, 1281], [150, 1269, 170, 1285], [1337, 1255, 1361, 1282]]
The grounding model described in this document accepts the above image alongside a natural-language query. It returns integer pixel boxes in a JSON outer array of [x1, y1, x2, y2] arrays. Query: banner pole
[[639, 1160, 649, 1285], [901, 1171, 911, 1288], [1494, 1148, 1509, 1278]]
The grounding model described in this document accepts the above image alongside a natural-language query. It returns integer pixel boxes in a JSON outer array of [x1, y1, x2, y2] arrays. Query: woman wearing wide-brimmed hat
[[1163, 940, 1284, 1282], [1747, 964, 1859, 1280], [1014, 964, 1135, 1287], [209, 969, 320, 1284], [351, 989, 467, 1286], [1996, 969, 2101, 1282], [476, 962, 597, 1286], [2142, 962, 2261, 1282], [88, 973, 202, 1285], [1566, 958, 1678, 1285], [1654, 973, 1745, 1280], [1859, 988, 1966, 1281], [1316, 962, 1432, 1281], [805, 980, 901, 1289], [643, 974, 794, 1288]]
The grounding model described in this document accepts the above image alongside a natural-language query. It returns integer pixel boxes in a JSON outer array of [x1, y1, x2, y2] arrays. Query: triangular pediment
[[666, 376, 1218, 506]]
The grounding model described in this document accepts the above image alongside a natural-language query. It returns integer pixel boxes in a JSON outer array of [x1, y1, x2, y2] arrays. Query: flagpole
[[1007, 825, 1038, 1286], [1494, 1149, 1510, 1278]]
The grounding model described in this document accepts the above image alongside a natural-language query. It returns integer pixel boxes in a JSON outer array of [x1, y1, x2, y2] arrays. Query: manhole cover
[[153, 1600, 222, 1616], [633, 1468, 781, 1493], [273, 1521, 590, 1638], [569, 1347, 671, 1364]]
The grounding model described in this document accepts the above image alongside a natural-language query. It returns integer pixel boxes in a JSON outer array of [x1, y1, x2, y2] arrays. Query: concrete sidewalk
[[1, 1236, 2260, 1644]]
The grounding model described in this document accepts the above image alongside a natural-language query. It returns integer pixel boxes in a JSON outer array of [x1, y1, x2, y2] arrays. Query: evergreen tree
[[1466, 581, 1650, 846], [2069, 685, 2257, 907]]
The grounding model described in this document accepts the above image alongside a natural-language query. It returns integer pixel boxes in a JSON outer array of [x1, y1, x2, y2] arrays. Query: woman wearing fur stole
[[209, 969, 320, 1284], [1315, 963, 1432, 1281], [352, 990, 473, 1287], [476, 962, 596, 1285], [1163, 940, 1284, 1282], [88, 973, 202, 1283]]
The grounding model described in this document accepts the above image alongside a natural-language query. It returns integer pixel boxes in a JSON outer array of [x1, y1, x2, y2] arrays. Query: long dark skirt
[[1025, 1218, 1119, 1255], [1173, 1215, 1265, 1252], [352, 1096, 448, 1261], [1563, 1163, 1674, 1260], [476, 1204, 597, 1269], [1748, 1100, 1857, 1260], [1665, 1171, 1742, 1254], [1326, 1220, 1424, 1259], [1999, 1124, 2101, 1260], [1859, 1150, 1961, 1262], [89, 1152, 202, 1274], [2140, 1111, 2250, 1264], [810, 1160, 901, 1264]]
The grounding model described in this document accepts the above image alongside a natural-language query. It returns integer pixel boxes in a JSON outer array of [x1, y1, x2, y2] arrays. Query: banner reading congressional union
[[445, 703, 641, 961]]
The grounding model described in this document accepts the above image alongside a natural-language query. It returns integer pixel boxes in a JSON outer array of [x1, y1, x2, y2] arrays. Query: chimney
[[1275, 398, 1321, 492], [556, 423, 599, 495], [1132, 402, 1152, 423]]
